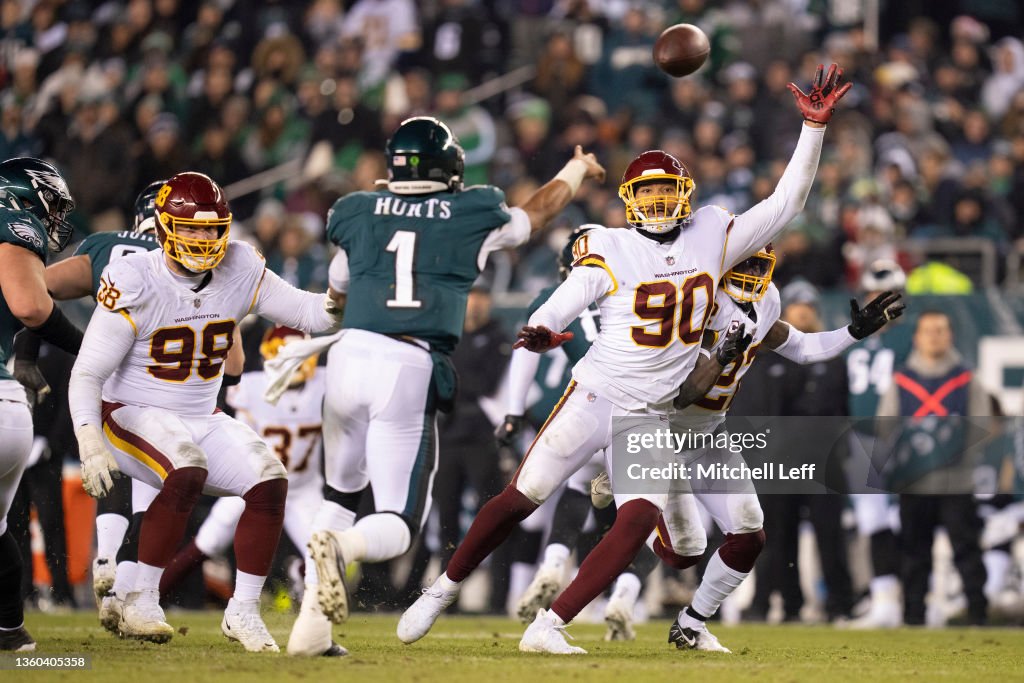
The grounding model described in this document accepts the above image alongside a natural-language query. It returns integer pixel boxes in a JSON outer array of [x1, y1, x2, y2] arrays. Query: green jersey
[[74, 230, 160, 296], [525, 284, 601, 427], [846, 321, 914, 419], [0, 208, 48, 381], [327, 187, 515, 354]]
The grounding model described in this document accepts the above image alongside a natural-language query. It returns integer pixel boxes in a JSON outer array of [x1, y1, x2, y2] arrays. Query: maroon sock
[[159, 540, 208, 600], [445, 486, 538, 582], [551, 499, 660, 623], [138, 467, 207, 568], [235, 479, 288, 575]]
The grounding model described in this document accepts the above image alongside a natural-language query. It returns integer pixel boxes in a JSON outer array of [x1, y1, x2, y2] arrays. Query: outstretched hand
[[514, 326, 574, 353], [787, 63, 852, 125], [848, 290, 905, 339], [572, 145, 606, 183]]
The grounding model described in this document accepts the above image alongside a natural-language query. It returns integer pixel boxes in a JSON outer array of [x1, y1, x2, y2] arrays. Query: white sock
[[233, 570, 266, 603], [303, 545, 318, 586], [95, 514, 130, 559], [112, 561, 137, 598], [690, 550, 748, 619], [870, 574, 900, 600], [611, 572, 642, 604], [134, 562, 164, 593], [351, 513, 410, 562], [547, 609, 565, 626], [300, 584, 323, 612], [542, 543, 570, 568], [311, 500, 356, 536], [983, 550, 1012, 599], [438, 573, 461, 591]]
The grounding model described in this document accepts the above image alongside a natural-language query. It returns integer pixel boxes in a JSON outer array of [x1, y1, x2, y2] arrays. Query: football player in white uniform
[[67, 172, 339, 652], [157, 325, 342, 653], [399, 63, 852, 652], [656, 248, 903, 652]]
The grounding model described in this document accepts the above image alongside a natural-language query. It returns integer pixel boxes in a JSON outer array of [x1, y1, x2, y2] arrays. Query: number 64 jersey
[[72, 241, 335, 423]]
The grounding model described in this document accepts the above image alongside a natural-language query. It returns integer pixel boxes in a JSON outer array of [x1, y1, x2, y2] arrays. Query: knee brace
[[718, 529, 766, 573]]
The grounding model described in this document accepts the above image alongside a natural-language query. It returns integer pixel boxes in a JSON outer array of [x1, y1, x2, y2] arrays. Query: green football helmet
[[385, 116, 464, 195], [0, 157, 75, 251], [133, 179, 167, 235]]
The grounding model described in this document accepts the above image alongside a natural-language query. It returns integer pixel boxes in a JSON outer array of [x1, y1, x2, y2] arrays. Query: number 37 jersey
[[96, 242, 265, 416]]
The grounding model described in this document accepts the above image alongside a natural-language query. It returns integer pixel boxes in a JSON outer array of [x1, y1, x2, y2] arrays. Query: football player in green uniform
[[0, 157, 81, 652], [289, 116, 604, 656]]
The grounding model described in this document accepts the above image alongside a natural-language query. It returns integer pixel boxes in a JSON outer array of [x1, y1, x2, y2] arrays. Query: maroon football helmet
[[618, 150, 696, 233], [154, 172, 232, 272]]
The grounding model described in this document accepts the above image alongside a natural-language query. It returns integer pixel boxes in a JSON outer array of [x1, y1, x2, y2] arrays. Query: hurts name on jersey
[[372, 196, 453, 219]]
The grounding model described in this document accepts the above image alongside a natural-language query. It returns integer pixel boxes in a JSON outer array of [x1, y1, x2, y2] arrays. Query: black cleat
[[0, 626, 36, 652]]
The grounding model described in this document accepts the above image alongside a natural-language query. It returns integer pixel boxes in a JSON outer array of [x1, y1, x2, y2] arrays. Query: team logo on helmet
[[154, 172, 232, 272]]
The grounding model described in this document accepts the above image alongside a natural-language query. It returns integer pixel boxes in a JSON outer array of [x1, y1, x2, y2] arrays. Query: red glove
[[514, 326, 574, 352], [787, 63, 852, 125]]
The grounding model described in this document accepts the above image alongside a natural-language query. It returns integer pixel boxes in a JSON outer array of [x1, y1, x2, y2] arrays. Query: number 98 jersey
[[96, 242, 265, 416]]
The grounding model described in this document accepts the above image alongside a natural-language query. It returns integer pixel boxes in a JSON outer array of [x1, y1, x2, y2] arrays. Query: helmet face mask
[[386, 117, 464, 195], [260, 325, 317, 386], [723, 245, 776, 303], [0, 157, 76, 251], [154, 172, 231, 272], [618, 151, 695, 234]]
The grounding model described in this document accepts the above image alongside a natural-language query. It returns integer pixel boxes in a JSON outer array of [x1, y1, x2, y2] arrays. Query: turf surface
[[11, 611, 1024, 682]]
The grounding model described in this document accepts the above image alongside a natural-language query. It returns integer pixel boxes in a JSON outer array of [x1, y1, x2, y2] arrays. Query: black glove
[[716, 322, 753, 366], [848, 290, 905, 339], [495, 414, 525, 449], [13, 360, 50, 409]]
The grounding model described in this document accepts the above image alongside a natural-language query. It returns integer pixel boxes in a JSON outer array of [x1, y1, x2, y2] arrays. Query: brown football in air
[[653, 24, 710, 78]]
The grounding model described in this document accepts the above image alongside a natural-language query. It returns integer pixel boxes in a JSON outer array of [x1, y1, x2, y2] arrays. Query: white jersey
[[564, 208, 731, 409], [97, 242, 267, 416], [679, 282, 782, 432], [228, 368, 325, 491]]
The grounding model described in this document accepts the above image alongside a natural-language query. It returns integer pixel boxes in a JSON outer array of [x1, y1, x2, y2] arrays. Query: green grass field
[[12, 611, 1024, 682]]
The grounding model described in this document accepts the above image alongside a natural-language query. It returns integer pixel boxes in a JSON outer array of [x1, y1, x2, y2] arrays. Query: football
[[653, 24, 710, 78]]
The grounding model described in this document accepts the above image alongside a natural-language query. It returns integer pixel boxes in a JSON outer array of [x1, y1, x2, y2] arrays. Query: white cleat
[[519, 609, 587, 654], [603, 594, 636, 641], [397, 577, 460, 644], [222, 598, 280, 652], [119, 590, 174, 643], [287, 590, 335, 657], [99, 594, 125, 636], [668, 613, 731, 653], [515, 563, 563, 623], [846, 599, 902, 629], [92, 557, 116, 606], [308, 531, 350, 624]]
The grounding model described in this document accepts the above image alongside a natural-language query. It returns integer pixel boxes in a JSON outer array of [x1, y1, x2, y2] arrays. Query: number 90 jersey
[[227, 368, 325, 491], [567, 207, 733, 410], [96, 242, 265, 416], [678, 283, 782, 432]]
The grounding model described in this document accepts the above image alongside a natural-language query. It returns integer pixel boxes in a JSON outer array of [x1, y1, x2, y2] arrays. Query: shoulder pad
[[96, 254, 147, 313], [570, 227, 614, 266], [461, 185, 507, 208]]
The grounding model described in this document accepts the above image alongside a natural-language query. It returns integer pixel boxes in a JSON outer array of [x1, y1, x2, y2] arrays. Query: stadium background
[[4, 0, 1024, 645]]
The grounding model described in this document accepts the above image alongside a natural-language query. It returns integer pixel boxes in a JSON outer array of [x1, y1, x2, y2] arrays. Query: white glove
[[590, 471, 614, 509], [76, 424, 119, 498]]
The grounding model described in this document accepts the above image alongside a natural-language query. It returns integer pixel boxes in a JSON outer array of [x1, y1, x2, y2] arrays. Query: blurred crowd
[[1, 0, 1023, 294]]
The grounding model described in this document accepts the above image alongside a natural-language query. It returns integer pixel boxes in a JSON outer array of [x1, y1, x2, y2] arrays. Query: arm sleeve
[[68, 308, 136, 428], [506, 346, 542, 415], [477, 207, 530, 269], [328, 249, 350, 293], [253, 268, 337, 333], [528, 266, 609, 333], [723, 124, 825, 269], [772, 324, 858, 364]]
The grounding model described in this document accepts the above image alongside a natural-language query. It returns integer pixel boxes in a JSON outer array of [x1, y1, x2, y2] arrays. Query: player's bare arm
[[674, 323, 753, 409], [517, 145, 606, 233], [45, 253, 94, 300], [0, 242, 83, 354]]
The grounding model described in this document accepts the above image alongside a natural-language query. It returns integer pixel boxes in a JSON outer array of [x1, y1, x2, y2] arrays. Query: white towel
[[263, 330, 345, 404]]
